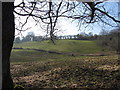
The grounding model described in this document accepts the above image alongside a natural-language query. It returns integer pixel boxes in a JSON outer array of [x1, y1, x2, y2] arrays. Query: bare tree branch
[[96, 8, 120, 23], [14, 1, 120, 41]]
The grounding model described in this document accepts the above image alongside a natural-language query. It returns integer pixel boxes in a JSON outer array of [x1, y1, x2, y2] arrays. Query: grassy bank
[[13, 40, 109, 54]]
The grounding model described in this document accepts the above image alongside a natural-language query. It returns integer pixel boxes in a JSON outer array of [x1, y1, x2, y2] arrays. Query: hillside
[[11, 40, 120, 89], [13, 40, 108, 54]]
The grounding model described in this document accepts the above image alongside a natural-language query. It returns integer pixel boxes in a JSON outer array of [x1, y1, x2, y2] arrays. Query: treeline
[[14, 36, 41, 43], [14, 32, 45, 43], [72, 33, 98, 40], [14, 35, 44, 43], [14, 32, 98, 43]]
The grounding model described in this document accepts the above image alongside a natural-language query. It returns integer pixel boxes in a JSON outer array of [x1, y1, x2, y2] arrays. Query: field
[[10, 40, 120, 89], [13, 40, 110, 54]]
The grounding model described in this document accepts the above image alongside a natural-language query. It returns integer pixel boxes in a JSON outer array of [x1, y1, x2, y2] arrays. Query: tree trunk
[[2, 2, 15, 90]]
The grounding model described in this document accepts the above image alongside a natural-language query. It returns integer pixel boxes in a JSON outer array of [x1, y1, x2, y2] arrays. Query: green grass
[[13, 40, 109, 54], [11, 49, 76, 63]]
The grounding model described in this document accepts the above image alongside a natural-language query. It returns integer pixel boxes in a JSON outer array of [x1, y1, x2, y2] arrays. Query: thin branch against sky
[[14, 0, 119, 38]]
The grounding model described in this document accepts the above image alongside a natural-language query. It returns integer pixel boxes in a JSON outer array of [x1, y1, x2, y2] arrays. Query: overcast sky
[[14, 0, 119, 38]]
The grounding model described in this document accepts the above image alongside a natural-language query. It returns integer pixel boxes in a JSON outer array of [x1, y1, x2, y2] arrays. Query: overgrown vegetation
[[98, 29, 120, 53]]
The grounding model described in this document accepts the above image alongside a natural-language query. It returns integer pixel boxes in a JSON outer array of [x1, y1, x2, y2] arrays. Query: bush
[[98, 29, 120, 53]]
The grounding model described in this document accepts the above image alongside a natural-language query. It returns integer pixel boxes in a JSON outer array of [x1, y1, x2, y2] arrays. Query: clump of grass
[[14, 85, 24, 90]]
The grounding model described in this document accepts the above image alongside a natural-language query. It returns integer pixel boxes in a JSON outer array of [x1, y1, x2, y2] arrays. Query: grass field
[[11, 49, 76, 63], [11, 40, 112, 63], [10, 40, 120, 89], [13, 40, 110, 54]]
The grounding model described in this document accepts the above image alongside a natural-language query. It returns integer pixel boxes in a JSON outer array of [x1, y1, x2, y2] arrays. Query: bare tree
[[2, 2, 14, 89], [14, 1, 120, 41], [2, 0, 120, 89]]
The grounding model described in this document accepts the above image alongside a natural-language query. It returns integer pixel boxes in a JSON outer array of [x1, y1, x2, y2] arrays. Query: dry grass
[[11, 55, 120, 89]]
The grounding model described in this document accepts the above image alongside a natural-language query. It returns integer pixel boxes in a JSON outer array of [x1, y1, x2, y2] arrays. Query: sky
[[14, 0, 119, 38]]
